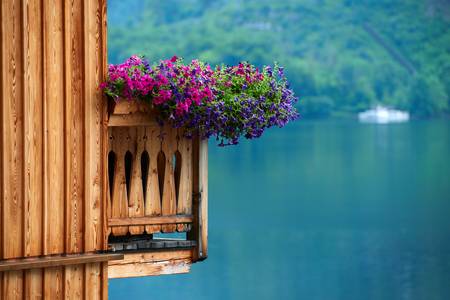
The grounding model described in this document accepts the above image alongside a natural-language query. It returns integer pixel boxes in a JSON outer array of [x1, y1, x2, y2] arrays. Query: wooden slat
[[101, 0, 109, 256], [23, 1, 44, 295], [65, 0, 84, 255], [176, 131, 193, 232], [109, 258, 191, 279], [43, 0, 65, 256], [144, 126, 162, 233], [189, 137, 209, 261], [108, 250, 193, 279], [84, 0, 104, 253], [101, 262, 108, 300], [43, 0, 65, 295], [2, 271, 24, 299], [64, 265, 83, 299], [23, 0, 44, 260], [24, 269, 43, 299], [161, 128, 177, 232], [128, 127, 145, 234], [198, 140, 209, 259], [109, 214, 193, 226], [85, 263, 102, 300], [106, 128, 112, 237], [44, 267, 63, 300], [1, 0, 24, 262], [109, 250, 193, 266], [111, 127, 130, 235], [1, 1, 26, 295], [0, 253, 123, 272]]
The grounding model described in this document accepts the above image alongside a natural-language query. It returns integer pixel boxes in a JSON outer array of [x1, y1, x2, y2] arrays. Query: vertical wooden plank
[[198, 140, 208, 258], [64, 265, 83, 299], [1, 0, 24, 261], [189, 137, 208, 261], [44, 267, 64, 300], [43, 0, 65, 255], [23, 0, 43, 261], [84, 0, 105, 295], [25, 269, 43, 299], [43, 0, 65, 296], [84, 0, 103, 252], [64, 1, 85, 296], [144, 126, 162, 233], [2, 271, 24, 300], [161, 127, 177, 232], [1, 0, 26, 294], [101, 0, 109, 253], [23, 0, 44, 293], [110, 127, 129, 235], [65, 0, 84, 254], [85, 263, 101, 300], [106, 128, 112, 237], [129, 127, 145, 234], [101, 262, 108, 300], [176, 131, 193, 232]]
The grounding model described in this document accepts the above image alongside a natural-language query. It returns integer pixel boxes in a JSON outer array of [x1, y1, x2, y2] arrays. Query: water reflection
[[110, 119, 450, 300]]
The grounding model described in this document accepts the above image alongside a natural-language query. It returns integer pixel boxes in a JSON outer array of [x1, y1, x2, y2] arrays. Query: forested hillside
[[108, 0, 450, 118]]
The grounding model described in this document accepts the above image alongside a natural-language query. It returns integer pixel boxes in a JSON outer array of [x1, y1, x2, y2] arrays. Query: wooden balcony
[[106, 100, 208, 278]]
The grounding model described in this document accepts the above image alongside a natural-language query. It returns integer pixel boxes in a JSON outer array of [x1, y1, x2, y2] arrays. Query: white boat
[[358, 105, 409, 124]]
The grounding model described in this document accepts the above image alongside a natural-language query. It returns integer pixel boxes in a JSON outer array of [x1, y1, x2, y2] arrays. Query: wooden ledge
[[108, 249, 193, 279], [0, 253, 124, 272], [108, 215, 193, 227]]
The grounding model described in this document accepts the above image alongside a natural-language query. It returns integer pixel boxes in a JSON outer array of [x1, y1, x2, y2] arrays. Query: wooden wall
[[0, 0, 108, 298]]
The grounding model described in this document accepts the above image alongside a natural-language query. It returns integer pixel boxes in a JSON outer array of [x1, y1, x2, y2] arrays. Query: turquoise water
[[109, 119, 450, 300]]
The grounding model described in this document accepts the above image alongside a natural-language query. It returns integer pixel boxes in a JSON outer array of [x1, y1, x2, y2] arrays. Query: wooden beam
[[108, 215, 193, 227], [0, 253, 124, 272], [108, 250, 193, 279]]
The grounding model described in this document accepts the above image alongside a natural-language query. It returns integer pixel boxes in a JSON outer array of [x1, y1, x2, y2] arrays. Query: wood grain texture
[[144, 126, 162, 233], [108, 250, 193, 279], [2, 0, 24, 262], [24, 269, 43, 299], [188, 137, 209, 261], [23, 0, 43, 263], [43, 0, 65, 256], [108, 214, 193, 226], [2, 271, 24, 299], [65, 0, 85, 255], [161, 128, 177, 232], [176, 130, 193, 232], [110, 127, 130, 235], [2, 0, 109, 297], [22, 1, 43, 295], [128, 127, 145, 234], [198, 140, 209, 259], [84, 0, 103, 252], [64, 265, 83, 299], [43, 267, 64, 300], [85, 263, 101, 300], [0, 253, 123, 271]]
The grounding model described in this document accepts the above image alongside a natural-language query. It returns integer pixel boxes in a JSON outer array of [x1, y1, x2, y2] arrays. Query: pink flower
[[176, 101, 189, 115], [170, 56, 178, 63]]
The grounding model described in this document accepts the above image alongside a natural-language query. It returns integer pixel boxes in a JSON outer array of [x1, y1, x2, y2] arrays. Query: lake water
[[109, 119, 450, 300]]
